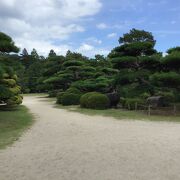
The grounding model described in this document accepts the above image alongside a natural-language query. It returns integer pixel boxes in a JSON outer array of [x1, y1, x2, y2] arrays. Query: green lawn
[[0, 105, 34, 149], [55, 104, 180, 122]]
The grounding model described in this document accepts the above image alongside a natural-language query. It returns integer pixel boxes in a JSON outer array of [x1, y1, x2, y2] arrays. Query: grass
[[0, 105, 34, 149], [55, 104, 180, 122]]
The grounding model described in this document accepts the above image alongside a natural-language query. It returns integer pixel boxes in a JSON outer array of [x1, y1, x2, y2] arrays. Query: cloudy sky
[[0, 0, 180, 57]]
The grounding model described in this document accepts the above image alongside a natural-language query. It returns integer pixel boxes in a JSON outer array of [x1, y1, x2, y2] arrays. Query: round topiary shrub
[[56, 88, 81, 105], [80, 92, 110, 109], [80, 92, 97, 108], [61, 93, 81, 106]]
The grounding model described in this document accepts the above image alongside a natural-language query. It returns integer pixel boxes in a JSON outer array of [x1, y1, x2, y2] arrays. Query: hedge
[[61, 93, 81, 106]]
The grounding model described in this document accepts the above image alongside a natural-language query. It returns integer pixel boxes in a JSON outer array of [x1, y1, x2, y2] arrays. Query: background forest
[[0, 29, 180, 110]]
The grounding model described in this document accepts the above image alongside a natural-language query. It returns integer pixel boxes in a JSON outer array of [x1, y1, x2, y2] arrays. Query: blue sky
[[0, 0, 180, 57]]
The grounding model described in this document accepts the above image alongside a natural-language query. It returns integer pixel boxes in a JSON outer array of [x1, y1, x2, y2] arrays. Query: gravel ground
[[0, 95, 180, 180]]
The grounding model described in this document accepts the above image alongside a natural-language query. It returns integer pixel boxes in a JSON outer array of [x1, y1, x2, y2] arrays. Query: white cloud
[[0, 0, 102, 56], [97, 19, 145, 31], [78, 43, 94, 52], [77, 43, 110, 57], [86, 37, 102, 45], [107, 33, 117, 38], [16, 38, 71, 56], [96, 23, 108, 29]]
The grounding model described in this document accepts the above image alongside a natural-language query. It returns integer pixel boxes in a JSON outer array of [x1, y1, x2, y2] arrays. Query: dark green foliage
[[48, 49, 56, 57], [163, 52, 180, 70], [114, 29, 157, 57], [48, 90, 62, 97], [66, 87, 81, 94], [72, 77, 113, 93], [61, 93, 81, 106], [118, 82, 154, 98], [150, 72, 180, 87], [0, 33, 22, 107], [111, 56, 137, 69], [80, 92, 110, 109], [106, 92, 120, 107], [0, 32, 19, 53], [167, 47, 180, 54], [119, 28, 156, 46], [56, 92, 66, 104], [56, 87, 81, 105], [139, 55, 161, 70], [156, 91, 175, 104], [116, 42, 156, 56], [108, 28, 180, 109], [0, 66, 22, 106], [62, 60, 84, 67], [80, 92, 96, 108], [121, 98, 144, 110]]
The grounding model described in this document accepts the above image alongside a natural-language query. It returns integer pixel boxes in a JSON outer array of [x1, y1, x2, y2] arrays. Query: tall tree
[[22, 48, 28, 56], [31, 48, 39, 60], [119, 28, 156, 46], [0, 32, 19, 53], [0, 32, 22, 106], [48, 49, 56, 57], [109, 29, 159, 97], [167, 47, 180, 54]]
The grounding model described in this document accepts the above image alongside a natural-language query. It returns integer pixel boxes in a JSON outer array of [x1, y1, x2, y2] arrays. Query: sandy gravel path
[[0, 96, 180, 180]]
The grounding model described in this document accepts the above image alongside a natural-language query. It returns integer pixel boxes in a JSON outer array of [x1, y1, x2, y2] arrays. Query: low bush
[[6, 95, 23, 106], [80, 92, 110, 109], [56, 92, 65, 104], [122, 98, 144, 110], [61, 93, 81, 106], [140, 92, 151, 99], [56, 87, 82, 105], [80, 92, 96, 108]]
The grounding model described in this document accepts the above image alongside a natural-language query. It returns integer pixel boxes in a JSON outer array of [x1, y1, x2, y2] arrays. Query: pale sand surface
[[0, 95, 180, 180]]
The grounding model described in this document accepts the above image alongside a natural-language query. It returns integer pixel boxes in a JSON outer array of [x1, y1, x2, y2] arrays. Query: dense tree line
[[0, 29, 180, 109]]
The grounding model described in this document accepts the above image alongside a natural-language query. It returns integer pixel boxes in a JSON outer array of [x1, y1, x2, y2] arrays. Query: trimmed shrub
[[56, 87, 82, 105], [56, 92, 65, 104], [140, 92, 151, 99], [6, 95, 23, 106], [62, 60, 84, 67], [1, 79, 16, 87], [150, 72, 180, 87], [61, 93, 81, 106], [122, 98, 144, 110], [163, 52, 180, 70], [80, 92, 96, 108], [80, 92, 110, 109]]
